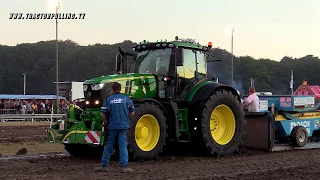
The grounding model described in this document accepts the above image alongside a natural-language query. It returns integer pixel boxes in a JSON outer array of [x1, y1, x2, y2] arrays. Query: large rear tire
[[127, 102, 168, 160], [199, 89, 245, 157]]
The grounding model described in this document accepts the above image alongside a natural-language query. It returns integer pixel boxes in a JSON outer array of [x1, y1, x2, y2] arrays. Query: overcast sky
[[0, 0, 319, 61]]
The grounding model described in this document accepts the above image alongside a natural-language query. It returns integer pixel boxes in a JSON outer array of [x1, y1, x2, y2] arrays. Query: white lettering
[[259, 100, 268, 111], [110, 98, 126, 104], [294, 97, 315, 106], [290, 121, 311, 134]]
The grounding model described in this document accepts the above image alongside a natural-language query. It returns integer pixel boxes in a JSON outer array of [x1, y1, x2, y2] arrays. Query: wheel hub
[[209, 104, 236, 145], [135, 114, 160, 152], [210, 117, 218, 131], [298, 131, 306, 142], [136, 127, 149, 138]]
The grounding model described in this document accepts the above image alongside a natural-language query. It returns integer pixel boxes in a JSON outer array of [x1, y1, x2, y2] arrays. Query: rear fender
[[189, 83, 242, 125], [190, 83, 241, 105]]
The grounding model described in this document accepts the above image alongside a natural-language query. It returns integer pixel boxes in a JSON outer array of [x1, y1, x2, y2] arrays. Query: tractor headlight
[[83, 85, 88, 91], [91, 83, 105, 91]]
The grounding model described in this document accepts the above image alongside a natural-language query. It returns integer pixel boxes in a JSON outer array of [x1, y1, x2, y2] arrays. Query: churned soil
[[1, 148, 320, 180], [0, 125, 47, 143], [1, 123, 320, 179]]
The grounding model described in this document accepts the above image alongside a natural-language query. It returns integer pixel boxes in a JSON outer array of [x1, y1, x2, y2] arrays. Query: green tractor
[[47, 37, 245, 159]]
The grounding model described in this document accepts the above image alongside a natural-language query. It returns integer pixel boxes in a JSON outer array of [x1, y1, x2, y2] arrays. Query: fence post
[[50, 105, 53, 128]]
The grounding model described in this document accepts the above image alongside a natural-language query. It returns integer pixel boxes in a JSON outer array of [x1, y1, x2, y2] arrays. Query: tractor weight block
[[243, 112, 275, 151]]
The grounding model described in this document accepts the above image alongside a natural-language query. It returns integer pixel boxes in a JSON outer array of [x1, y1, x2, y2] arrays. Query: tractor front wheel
[[199, 89, 245, 157], [127, 102, 168, 160]]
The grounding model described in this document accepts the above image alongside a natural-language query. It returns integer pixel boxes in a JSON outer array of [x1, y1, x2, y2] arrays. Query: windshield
[[136, 48, 172, 77]]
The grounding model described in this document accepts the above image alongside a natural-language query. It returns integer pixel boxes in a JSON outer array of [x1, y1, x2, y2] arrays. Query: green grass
[[0, 141, 66, 156], [0, 121, 51, 127]]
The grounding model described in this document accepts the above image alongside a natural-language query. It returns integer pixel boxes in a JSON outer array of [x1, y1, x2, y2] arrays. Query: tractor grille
[[84, 83, 113, 108]]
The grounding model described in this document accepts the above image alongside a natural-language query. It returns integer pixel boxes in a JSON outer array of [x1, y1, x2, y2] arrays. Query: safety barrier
[[0, 114, 66, 123], [0, 109, 34, 114]]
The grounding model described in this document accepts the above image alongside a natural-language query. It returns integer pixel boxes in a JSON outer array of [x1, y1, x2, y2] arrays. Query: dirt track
[[1, 149, 320, 180], [1, 124, 320, 179], [0, 125, 47, 143]]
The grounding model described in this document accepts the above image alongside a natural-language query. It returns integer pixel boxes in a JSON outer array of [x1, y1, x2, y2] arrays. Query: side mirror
[[175, 48, 184, 66], [115, 52, 122, 71], [205, 53, 222, 62], [167, 53, 176, 79]]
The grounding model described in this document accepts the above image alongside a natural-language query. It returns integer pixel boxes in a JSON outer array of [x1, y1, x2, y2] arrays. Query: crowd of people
[[0, 87, 260, 115], [0, 99, 71, 114]]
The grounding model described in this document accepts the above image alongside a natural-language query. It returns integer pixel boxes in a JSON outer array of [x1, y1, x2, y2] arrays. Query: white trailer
[[54, 81, 84, 101], [70, 82, 84, 101]]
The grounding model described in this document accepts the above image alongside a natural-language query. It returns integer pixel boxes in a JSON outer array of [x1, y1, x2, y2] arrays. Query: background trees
[[0, 39, 318, 95]]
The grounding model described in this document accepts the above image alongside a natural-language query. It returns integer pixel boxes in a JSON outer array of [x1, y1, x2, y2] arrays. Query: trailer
[[243, 95, 320, 151], [54, 81, 84, 101]]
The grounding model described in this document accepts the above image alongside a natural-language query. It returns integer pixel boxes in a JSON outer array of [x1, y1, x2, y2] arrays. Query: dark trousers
[[101, 129, 128, 168]]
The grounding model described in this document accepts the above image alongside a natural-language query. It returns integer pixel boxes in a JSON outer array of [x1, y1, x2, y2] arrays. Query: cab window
[[197, 51, 207, 79], [176, 49, 197, 98]]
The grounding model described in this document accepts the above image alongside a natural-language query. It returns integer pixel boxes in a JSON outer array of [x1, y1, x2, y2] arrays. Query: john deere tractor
[[47, 37, 245, 159]]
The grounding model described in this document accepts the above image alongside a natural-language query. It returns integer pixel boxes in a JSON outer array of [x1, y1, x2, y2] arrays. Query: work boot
[[94, 166, 108, 172], [121, 167, 134, 173]]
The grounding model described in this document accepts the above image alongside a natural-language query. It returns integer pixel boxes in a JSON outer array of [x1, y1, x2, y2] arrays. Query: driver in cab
[[243, 87, 260, 112], [156, 53, 168, 76]]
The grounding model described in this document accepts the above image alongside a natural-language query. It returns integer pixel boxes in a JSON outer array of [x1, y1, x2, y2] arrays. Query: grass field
[[0, 141, 66, 156], [0, 121, 51, 127]]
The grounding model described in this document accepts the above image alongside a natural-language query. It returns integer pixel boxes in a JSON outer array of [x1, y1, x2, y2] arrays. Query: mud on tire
[[199, 89, 245, 157], [127, 102, 168, 160]]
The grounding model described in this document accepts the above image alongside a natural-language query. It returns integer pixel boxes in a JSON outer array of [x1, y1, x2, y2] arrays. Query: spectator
[[0, 100, 4, 109], [0, 100, 4, 114], [0, 98, 71, 115], [243, 87, 260, 112], [26, 101, 33, 114], [94, 82, 135, 173], [21, 101, 26, 114]]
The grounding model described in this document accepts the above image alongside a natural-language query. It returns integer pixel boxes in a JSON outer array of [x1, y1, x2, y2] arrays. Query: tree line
[[0, 39, 318, 95]]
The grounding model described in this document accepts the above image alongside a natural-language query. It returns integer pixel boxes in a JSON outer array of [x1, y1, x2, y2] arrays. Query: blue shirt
[[100, 93, 135, 129]]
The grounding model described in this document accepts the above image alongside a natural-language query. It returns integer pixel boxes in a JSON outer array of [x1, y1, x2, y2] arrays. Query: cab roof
[[132, 38, 211, 52]]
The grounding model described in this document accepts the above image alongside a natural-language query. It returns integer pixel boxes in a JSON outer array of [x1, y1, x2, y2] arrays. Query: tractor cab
[[115, 37, 215, 101]]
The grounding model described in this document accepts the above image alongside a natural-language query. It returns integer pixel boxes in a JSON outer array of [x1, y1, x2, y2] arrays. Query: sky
[[0, 0, 319, 61]]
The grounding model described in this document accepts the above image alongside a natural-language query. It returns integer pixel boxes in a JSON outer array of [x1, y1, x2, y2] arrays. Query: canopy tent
[[0, 94, 66, 100], [294, 85, 320, 98], [309, 86, 320, 98]]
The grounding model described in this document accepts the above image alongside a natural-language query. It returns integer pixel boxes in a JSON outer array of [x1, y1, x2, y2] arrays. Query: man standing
[[243, 87, 260, 112], [94, 82, 135, 173]]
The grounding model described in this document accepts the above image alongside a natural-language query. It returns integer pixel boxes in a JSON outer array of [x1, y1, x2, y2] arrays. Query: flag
[[290, 70, 293, 89]]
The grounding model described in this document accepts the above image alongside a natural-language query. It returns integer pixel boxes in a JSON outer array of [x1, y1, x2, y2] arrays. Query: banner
[[290, 70, 293, 89]]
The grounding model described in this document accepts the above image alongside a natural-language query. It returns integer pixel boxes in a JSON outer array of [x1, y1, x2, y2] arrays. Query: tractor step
[[177, 108, 190, 142]]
